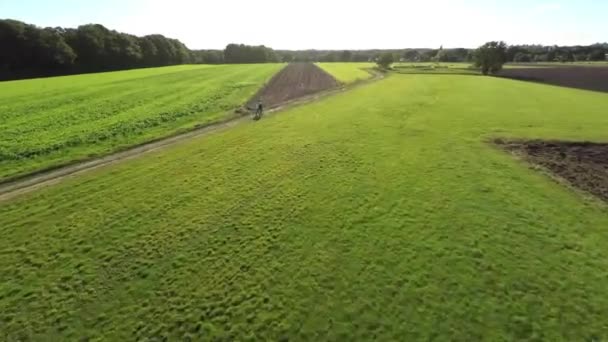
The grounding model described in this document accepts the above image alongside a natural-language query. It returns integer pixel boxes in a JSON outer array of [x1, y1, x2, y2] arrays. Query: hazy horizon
[[2, 0, 607, 50]]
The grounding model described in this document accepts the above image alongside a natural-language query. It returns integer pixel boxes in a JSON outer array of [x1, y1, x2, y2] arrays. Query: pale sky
[[1, 0, 606, 50]]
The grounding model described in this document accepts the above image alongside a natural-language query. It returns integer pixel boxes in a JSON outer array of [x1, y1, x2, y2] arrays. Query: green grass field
[[317, 62, 376, 83], [392, 62, 558, 73], [394, 62, 473, 68], [393, 62, 480, 75], [0, 64, 282, 181], [2, 72, 608, 340]]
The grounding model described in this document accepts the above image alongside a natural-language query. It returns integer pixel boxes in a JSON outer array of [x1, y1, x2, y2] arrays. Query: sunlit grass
[[316, 62, 376, 83], [0, 64, 283, 180], [2, 74, 608, 340]]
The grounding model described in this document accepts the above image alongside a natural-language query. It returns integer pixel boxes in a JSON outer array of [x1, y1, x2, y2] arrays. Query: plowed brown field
[[248, 63, 339, 108], [496, 139, 608, 202], [498, 67, 608, 93]]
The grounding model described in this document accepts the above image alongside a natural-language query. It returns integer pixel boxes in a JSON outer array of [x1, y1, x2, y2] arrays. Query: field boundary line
[[0, 69, 384, 202]]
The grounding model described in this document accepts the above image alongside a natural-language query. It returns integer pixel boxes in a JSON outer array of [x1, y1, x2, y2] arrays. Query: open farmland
[[498, 66, 608, 93], [496, 139, 608, 202], [316, 63, 376, 84], [2, 73, 608, 340], [0, 64, 283, 181], [248, 63, 339, 108], [393, 63, 479, 75]]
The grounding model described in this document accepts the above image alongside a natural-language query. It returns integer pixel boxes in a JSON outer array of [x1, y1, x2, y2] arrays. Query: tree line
[[472, 42, 608, 75], [1, 19, 191, 80], [2, 18, 606, 81], [1, 19, 293, 80], [275, 44, 606, 64], [191, 45, 281, 64], [375, 41, 607, 75], [507, 44, 608, 63]]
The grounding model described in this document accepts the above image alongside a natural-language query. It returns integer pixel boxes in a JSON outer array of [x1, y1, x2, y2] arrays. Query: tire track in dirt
[[0, 68, 384, 202]]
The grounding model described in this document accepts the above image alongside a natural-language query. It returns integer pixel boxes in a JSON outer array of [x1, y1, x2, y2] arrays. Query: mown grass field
[[316, 62, 376, 83], [392, 62, 479, 75], [393, 62, 473, 69], [392, 62, 553, 74], [2, 73, 608, 340], [0, 64, 282, 181]]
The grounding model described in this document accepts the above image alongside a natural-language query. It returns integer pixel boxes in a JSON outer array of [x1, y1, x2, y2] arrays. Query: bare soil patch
[[248, 63, 340, 108], [496, 139, 608, 202], [497, 67, 608, 93]]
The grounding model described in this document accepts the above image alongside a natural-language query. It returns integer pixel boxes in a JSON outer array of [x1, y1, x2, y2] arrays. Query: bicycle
[[253, 106, 263, 121]]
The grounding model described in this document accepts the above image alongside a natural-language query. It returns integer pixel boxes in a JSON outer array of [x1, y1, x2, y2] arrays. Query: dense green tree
[[474, 41, 507, 75], [224, 44, 277, 63], [0, 20, 25, 69], [555, 50, 574, 62], [28, 27, 76, 68], [191, 50, 224, 64], [444, 48, 469, 62], [534, 54, 549, 62], [513, 52, 532, 62], [0, 20, 76, 71], [279, 52, 294, 63], [420, 49, 437, 62], [502, 44, 607, 63], [465, 50, 475, 62], [402, 50, 420, 62], [351, 52, 371, 62], [139, 36, 159, 66], [1, 19, 192, 80], [65, 24, 109, 69], [574, 53, 588, 62], [588, 50, 606, 61], [320, 51, 338, 62], [169, 38, 191, 64], [340, 50, 352, 62], [376, 52, 394, 69]]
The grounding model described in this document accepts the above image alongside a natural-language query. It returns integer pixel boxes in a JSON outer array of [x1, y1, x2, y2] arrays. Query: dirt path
[[0, 69, 384, 202]]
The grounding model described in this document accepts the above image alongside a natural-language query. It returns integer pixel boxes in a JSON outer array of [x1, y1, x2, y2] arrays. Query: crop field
[[509, 61, 608, 68], [391, 62, 546, 75], [393, 62, 473, 69], [496, 140, 608, 202], [391, 62, 608, 93], [393, 62, 553, 73], [392, 62, 497, 76], [0, 64, 283, 181], [2, 72, 608, 340], [249, 63, 339, 108], [498, 66, 608, 93], [316, 63, 376, 84]]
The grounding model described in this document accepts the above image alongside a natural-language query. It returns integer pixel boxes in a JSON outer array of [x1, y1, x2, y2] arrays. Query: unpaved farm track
[[0, 68, 383, 202]]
